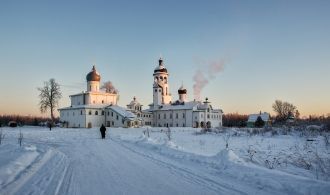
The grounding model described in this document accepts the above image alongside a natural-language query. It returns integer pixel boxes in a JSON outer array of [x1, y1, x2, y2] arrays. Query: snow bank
[[0, 144, 39, 187], [214, 149, 245, 165]]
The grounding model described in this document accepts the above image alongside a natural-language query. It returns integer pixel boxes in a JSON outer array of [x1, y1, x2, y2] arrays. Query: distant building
[[58, 57, 224, 128], [247, 112, 271, 127], [58, 66, 139, 128], [127, 97, 153, 126], [146, 58, 223, 128]]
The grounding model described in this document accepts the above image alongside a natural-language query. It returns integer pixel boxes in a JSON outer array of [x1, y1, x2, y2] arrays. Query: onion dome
[[154, 57, 168, 73], [178, 85, 187, 94], [86, 65, 101, 82], [130, 96, 138, 104]]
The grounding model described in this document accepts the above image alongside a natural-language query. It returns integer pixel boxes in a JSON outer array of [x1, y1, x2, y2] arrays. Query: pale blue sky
[[0, 0, 329, 117]]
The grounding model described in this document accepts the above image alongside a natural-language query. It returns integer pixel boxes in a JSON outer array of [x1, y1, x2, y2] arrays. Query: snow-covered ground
[[0, 126, 329, 195]]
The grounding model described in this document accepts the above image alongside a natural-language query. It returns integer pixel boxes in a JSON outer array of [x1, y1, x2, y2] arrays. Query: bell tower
[[153, 57, 172, 108]]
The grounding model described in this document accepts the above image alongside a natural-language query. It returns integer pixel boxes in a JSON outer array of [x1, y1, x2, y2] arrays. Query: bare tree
[[101, 81, 118, 94], [38, 78, 62, 121], [272, 100, 297, 122]]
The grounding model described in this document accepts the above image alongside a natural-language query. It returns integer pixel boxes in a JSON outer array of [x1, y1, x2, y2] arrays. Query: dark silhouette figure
[[100, 124, 106, 139], [48, 122, 52, 131]]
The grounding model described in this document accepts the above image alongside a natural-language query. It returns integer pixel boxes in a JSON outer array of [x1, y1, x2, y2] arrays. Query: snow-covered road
[[0, 127, 238, 195], [0, 127, 329, 195]]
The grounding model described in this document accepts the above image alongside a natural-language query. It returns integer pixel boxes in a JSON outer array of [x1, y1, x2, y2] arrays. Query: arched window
[[95, 111, 98, 115], [89, 110, 92, 115], [102, 111, 104, 115], [102, 100, 104, 104], [81, 110, 83, 115]]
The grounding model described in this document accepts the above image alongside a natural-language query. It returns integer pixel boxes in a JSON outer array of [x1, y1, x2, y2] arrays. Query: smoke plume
[[193, 58, 225, 100], [101, 81, 118, 94]]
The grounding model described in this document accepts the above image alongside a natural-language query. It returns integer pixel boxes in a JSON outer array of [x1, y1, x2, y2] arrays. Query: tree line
[[223, 99, 330, 128], [0, 115, 54, 127]]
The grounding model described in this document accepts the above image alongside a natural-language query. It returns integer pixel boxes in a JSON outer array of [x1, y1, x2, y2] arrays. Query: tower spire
[[159, 56, 163, 66]]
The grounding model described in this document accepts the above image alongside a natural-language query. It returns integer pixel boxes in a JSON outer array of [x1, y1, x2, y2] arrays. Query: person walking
[[48, 122, 52, 131], [100, 124, 106, 139]]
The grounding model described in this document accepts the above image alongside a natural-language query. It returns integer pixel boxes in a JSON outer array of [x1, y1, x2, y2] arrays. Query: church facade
[[146, 58, 222, 128], [58, 66, 140, 128], [58, 58, 223, 128]]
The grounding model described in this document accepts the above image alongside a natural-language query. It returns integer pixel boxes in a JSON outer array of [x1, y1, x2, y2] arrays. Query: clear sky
[[0, 0, 329, 117]]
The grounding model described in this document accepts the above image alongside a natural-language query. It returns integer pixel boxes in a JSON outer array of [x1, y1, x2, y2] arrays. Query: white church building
[[59, 58, 223, 128], [58, 66, 141, 128], [145, 58, 222, 128]]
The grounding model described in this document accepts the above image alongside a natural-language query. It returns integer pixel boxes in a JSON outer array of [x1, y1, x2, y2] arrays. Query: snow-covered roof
[[106, 105, 136, 118], [58, 104, 108, 110], [156, 101, 199, 111], [69, 91, 118, 97], [153, 101, 220, 113], [248, 112, 270, 122], [142, 109, 153, 113]]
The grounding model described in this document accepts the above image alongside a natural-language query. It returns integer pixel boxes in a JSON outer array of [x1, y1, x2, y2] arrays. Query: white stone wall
[[87, 93, 117, 105], [140, 112, 153, 126], [192, 111, 222, 128], [150, 109, 222, 128], [153, 110, 194, 127], [85, 109, 106, 128], [70, 95, 85, 106], [104, 110, 125, 127], [60, 109, 86, 128]]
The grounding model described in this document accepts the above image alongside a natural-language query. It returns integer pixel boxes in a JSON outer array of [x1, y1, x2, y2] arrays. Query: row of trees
[[223, 100, 329, 128], [0, 115, 53, 127], [223, 113, 248, 127]]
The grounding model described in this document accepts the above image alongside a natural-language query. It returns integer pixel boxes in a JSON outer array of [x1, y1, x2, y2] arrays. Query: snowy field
[[0, 126, 329, 195]]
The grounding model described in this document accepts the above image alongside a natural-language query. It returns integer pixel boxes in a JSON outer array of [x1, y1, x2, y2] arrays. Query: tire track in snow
[[110, 138, 248, 195], [0, 145, 70, 195]]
